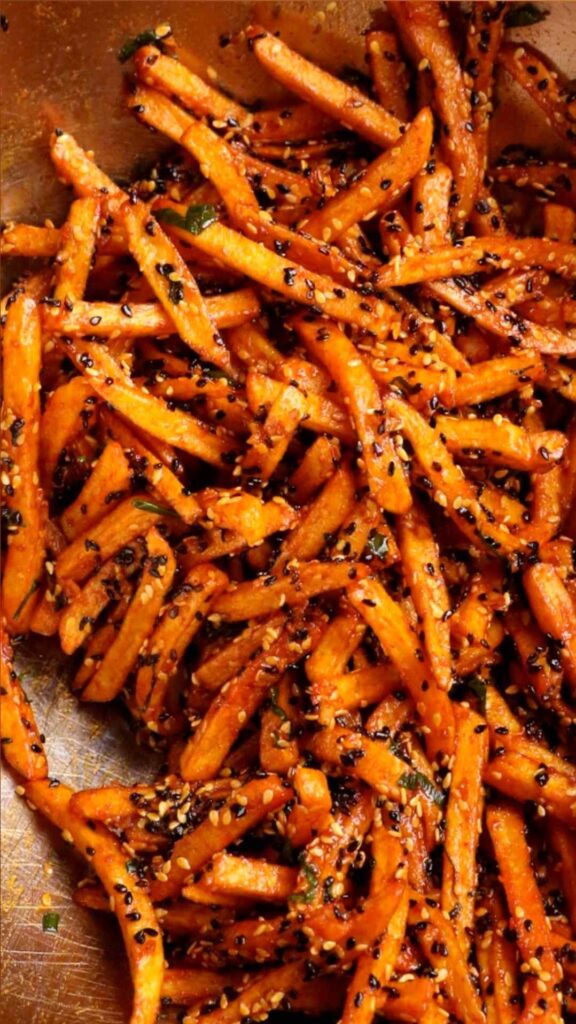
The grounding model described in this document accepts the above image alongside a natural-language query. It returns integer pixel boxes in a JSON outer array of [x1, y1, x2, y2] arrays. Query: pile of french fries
[[2, 4, 576, 1023]]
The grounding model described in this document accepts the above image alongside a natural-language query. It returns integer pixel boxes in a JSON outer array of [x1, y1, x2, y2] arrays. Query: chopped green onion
[[132, 498, 179, 517], [505, 4, 548, 28], [398, 770, 446, 807], [367, 530, 389, 559], [156, 203, 218, 236], [42, 911, 60, 933], [118, 27, 172, 63]]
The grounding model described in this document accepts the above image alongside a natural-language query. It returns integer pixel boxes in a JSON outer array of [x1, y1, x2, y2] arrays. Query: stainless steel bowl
[[1, 3, 575, 1021]]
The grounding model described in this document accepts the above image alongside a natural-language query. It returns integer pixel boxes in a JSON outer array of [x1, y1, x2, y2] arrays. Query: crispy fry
[[295, 317, 411, 512], [179, 610, 325, 781], [1, 222, 62, 258], [58, 556, 133, 654], [388, 1, 481, 220], [55, 496, 164, 582], [80, 528, 176, 702], [64, 338, 237, 467], [408, 896, 485, 1024], [151, 775, 292, 901], [278, 463, 357, 565], [134, 562, 227, 722], [42, 290, 261, 337], [342, 885, 409, 1024], [134, 45, 248, 125], [25, 778, 164, 1024], [397, 499, 451, 691], [0, 632, 47, 779], [242, 382, 307, 483], [436, 414, 566, 472], [487, 802, 563, 1022], [411, 161, 452, 247], [441, 707, 488, 952], [247, 370, 354, 443], [60, 441, 131, 540], [485, 752, 576, 826], [523, 562, 576, 694], [288, 436, 340, 504], [259, 671, 300, 774], [192, 614, 285, 691], [204, 853, 296, 903], [348, 575, 455, 761], [212, 560, 368, 621], [120, 199, 233, 372], [156, 202, 394, 333], [53, 196, 100, 302], [40, 376, 98, 493], [366, 30, 412, 121], [301, 108, 433, 242], [247, 26, 403, 146], [2, 296, 45, 631]]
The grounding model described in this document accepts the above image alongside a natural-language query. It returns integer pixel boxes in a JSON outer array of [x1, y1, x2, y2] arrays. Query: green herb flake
[[13, 578, 41, 622], [118, 27, 172, 64], [504, 4, 548, 28], [367, 530, 389, 560], [125, 859, 139, 874], [468, 676, 487, 714], [42, 911, 60, 933], [132, 498, 179, 517], [290, 858, 319, 904], [398, 770, 446, 807], [156, 203, 218, 236], [269, 686, 288, 722]]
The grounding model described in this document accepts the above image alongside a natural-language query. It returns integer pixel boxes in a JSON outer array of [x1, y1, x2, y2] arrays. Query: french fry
[[441, 707, 488, 952], [288, 435, 340, 504], [451, 352, 546, 406], [1, 222, 62, 258], [134, 45, 248, 125], [397, 499, 451, 691], [549, 821, 576, 933], [55, 496, 165, 582], [242, 383, 307, 483], [278, 463, 357, 565], [310, 724, 414, 803], [63, 338, 238, 468], [450, 561, 506, 648], [192, 613, 286, 691], [0, 633, 47, 779], [120, 200, 233, 372], [411, 161, 452, 247], [484, 686, 576, 781], [156, 202, 395, 333], [348, 575, 455, 762], [58, 556, 135, 654], [295, 317, 411, 513], [25, 778, 164, 1024], [198, 488, 297, 546], [226, 322, 282, 374], [247, 370, 354, 443], [179, 610, 325, 781], [543, 202, 576, 243], [301, 108, 434, 242], [204, 853, 296, 903], [366, 30, 412, 121], [387, 1, 481, 221], [523, 562, 576, 694], [436, 414, 566, 472], [408, 896, 485, 1024], [498, 43, 576, 159], [246, 26, 403, 146], [72, 577, 134, 692], [53, 196, 100, 302], [151, 775, 292, 901], [160, 967, 244, 1005], [305, 603, 367, 722], [212, 560, 368, 622], [342, 885, 409, 1024], [79, 528, 176, 702], [134, 562, 227, 722], [40, 376, 98, 493], [384, 394, 530, 556], [492, 161, 576, 209], [286, 765, 332, 846], [42, 290, 261, 337], [60, 441, 131, 540], [464, 1, 507, 176], [487, 802, 563, 1022], [100, 410, 201, 524], [485, 752, 576, 825], [376, 236, 576, 287], [2, 295, 45, 631]]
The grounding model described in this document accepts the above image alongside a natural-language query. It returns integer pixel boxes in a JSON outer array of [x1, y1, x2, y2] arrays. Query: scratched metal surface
[[1, 2, 575, 1023]]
